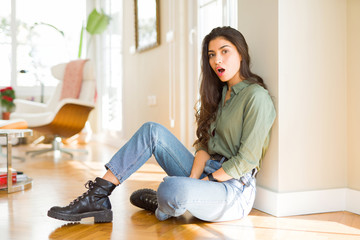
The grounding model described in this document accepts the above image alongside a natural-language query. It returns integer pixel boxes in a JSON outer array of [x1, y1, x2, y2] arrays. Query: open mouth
[[216, 67, 225, 76]]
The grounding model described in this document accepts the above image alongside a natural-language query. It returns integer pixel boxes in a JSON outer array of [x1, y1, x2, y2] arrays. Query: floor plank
[[1, 141, 360, 240]]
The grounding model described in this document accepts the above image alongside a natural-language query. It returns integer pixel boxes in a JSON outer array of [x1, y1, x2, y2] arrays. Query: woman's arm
[[201, 167, 233, 182], [189, 150, 233, 182], [222, 89, 276, 179], [189, 150, 210, 179]]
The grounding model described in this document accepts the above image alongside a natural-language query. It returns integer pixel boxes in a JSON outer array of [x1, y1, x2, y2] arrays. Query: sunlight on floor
[[249, 215, 360, 236], [2, 143, 360, 240], [128, 162, 167, 182]]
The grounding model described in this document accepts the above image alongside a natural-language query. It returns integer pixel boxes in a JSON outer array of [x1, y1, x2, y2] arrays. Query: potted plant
[[0, 86, 15, 120], [78, 8, 110, 58]]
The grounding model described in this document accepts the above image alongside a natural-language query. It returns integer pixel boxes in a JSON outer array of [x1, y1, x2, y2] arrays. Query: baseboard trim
[[254, 186, 360, 217], [347, 188, 360, 215]]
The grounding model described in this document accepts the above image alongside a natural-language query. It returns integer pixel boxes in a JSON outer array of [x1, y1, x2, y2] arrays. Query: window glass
[[99, 0, 123, 132], [15, 0, 86, 87], [0, 1, 11, 86]]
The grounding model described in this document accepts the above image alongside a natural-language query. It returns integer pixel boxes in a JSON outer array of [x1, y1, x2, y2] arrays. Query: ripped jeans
[[105, 122, 256, 222]]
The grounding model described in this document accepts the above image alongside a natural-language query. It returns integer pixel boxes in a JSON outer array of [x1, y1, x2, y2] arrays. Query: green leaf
[[86, 9, 110, 35], [31, 22, 64, 36], [78, 26, 84, 58]]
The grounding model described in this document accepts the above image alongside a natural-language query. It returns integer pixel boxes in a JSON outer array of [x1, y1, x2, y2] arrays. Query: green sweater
[[199, 79, 276, 179]]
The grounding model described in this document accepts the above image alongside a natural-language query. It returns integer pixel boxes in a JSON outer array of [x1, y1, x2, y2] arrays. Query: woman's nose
[[216, 56, 222, 64]]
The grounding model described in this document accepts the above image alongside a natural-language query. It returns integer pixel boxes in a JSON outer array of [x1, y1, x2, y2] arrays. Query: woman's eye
[[208, 53, 215, 58], [222, 49, 228, 54]]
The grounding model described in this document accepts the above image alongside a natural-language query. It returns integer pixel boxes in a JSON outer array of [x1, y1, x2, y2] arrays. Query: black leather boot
[[48, 177, 116, 223], [130, 188, 158, 212]]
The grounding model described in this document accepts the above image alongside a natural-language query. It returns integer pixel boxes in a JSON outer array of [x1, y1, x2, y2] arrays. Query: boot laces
[[142, 194, 158, 211], [70, 180, 95, 205]]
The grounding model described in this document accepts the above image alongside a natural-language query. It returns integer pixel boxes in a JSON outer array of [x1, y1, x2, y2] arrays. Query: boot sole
[[47, 209, 113, 223]]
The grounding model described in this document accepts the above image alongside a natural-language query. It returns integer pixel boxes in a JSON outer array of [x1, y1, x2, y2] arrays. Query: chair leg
[[26, 136, 88, 158], [27, 148, 54, 157], [62, 147, 88, 154], [58, 148, 74, 158]]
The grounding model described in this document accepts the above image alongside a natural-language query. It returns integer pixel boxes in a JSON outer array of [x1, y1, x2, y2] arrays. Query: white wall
[[241, 0, 348, 194], [278, 0, 347, 192], [121, 0, 188, 141], [347, 0, 360, 191], [241, 0, 360, 216], [121, 0, 170, 138], [238, 0, 279, 192]]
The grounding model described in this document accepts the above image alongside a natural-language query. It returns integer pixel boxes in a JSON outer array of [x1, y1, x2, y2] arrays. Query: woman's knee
[[139, 122, 165, 136], [140, 121, 162, 130], [157, 177, 189, 206]]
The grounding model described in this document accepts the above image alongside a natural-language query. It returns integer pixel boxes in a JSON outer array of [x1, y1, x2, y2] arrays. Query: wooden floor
[[1, 141, 360, 240]]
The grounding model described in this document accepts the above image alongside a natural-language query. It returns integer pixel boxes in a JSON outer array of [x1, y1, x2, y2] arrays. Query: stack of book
[[0, 168, 29, 185]]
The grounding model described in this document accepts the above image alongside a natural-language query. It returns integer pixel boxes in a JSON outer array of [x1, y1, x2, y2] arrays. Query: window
[[0, 1, 11, 86], [16, 0, 85, 88], [98, 0, 123, 132], [0, 0, 86, 101]]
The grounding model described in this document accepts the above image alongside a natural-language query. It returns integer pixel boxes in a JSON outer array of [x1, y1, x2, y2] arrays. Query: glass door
[[97, 0, 123, 141]]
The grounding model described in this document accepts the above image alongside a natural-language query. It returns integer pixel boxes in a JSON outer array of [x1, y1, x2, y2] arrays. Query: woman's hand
[[201, 168, 233, 182], [201, 176, 209, 181], [190, 150, 234, 182]]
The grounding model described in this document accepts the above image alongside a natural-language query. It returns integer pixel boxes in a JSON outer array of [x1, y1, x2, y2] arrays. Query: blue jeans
[[105, 122, 256, 222]]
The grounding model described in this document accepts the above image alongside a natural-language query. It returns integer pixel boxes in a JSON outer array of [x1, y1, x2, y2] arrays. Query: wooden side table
[[0, 129, 33, 193]]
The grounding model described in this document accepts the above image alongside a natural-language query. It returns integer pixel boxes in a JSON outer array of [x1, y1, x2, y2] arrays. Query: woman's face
[[208, 37, 242, 87]]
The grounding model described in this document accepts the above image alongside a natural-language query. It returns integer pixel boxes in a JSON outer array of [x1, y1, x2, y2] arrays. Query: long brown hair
[[193, 26, 266, 150]]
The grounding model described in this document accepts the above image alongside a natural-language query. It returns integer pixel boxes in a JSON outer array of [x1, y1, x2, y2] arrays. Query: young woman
[[48, 26, 276, 223]]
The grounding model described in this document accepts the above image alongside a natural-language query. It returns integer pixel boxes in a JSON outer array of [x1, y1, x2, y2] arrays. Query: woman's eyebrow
[[219, 44, 231, 49], [208, 45, 231, 53]]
